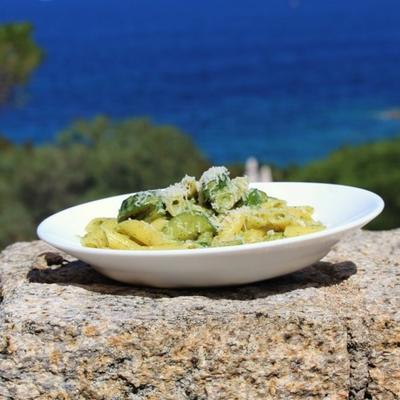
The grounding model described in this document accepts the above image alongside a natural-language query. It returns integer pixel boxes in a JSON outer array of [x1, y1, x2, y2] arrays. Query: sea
[[1, 0, 400, 165]]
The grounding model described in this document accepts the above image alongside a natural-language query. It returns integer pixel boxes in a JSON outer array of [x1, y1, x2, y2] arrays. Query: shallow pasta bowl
[[37, 182, 384, 288]]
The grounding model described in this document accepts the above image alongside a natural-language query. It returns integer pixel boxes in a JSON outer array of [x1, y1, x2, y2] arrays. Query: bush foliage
[[0, 124, 399, 248], [0, 116, 209, 248], [285, 137, 400, 230]]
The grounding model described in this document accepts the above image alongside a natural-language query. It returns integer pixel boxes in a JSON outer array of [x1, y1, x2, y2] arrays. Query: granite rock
[[0, 230, 399, 399]]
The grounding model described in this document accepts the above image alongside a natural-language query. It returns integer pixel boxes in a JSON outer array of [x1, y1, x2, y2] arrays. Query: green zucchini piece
[[117, 191, 165, 222], [164, 212, 215, 241], [244, 188, 268, 207]]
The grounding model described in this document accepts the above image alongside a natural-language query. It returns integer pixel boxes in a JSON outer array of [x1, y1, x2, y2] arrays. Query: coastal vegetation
[[0, 116, 209, 248], [0, 125, 399, 248], [285, 138, 400, 230]]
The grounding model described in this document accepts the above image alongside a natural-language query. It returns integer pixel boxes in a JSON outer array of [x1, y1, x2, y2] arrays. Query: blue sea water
[[1, 0, 400, 165]]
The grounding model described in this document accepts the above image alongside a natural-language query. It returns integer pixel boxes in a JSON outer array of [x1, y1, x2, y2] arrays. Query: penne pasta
[[81, 167, 325, 250]]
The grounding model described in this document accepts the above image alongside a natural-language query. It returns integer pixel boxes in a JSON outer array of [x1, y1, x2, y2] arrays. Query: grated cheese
[[199, 166, 229, 187]]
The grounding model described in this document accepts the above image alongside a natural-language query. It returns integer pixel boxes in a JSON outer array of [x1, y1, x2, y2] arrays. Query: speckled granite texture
[[0, 230, 399, 400]]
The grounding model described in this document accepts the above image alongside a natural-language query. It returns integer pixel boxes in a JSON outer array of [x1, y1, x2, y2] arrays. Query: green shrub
[[0, 116, 209, 248], [286, 137, 400, 229]]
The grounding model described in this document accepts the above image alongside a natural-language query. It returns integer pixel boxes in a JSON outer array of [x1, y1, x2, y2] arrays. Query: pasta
[[81, 166, 324, 250]]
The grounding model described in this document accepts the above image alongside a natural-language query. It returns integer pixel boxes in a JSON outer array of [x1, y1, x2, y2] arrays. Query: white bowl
[[37, 182, 384, 288]]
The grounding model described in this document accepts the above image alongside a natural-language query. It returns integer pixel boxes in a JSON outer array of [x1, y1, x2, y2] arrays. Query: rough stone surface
[[0, 230, 399, 400]]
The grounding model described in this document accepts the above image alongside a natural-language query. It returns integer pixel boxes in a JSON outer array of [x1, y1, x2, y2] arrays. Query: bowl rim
[[37, 181, 384, 257]]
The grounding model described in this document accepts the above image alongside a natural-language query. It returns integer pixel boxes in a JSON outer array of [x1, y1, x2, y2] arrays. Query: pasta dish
[[81, 167, 324, 250]]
